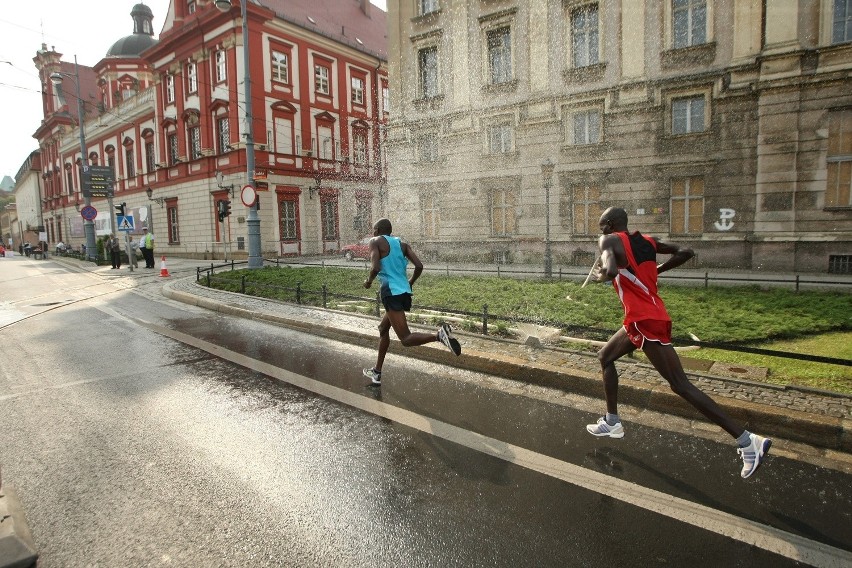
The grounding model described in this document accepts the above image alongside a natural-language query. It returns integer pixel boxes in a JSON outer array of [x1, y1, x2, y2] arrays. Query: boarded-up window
[[572, 184, 601, 235], [422, 194, 439, 238], [826, 109, 852, 208], [491, 189, 516, 236], [671, 177, 704, 234]]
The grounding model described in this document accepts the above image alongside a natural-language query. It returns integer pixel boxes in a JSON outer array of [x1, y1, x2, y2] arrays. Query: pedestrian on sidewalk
[[586, 207, 771, 479], [362, 218, 461, 386], [139, 227, 155, 268], [107, 234, 122, 269]]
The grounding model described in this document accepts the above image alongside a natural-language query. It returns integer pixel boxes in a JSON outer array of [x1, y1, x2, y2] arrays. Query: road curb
[[162, 282, 850, 454], [0, 484, 38, 568]]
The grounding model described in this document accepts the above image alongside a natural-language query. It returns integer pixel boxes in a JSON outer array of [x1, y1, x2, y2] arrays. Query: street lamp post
[[50, 55, 97, 262], [216, 0, 262, 268], [541, 158, 555, 278]]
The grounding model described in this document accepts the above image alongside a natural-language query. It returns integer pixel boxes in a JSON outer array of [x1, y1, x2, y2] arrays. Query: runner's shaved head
[[600, 207, 628, 231], [374, 218, 392, 234]]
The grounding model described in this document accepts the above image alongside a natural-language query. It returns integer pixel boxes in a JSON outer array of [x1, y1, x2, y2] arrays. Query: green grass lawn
[[206, 265, 852, 394]]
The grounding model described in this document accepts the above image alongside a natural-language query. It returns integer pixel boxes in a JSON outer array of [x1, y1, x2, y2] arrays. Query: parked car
[[340, 237, 371, 261]]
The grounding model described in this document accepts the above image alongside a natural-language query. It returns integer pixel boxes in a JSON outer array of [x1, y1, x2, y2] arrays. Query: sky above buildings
[[0, 0, 387, 183]]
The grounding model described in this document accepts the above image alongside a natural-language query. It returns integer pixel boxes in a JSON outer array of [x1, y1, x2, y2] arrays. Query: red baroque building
[[33, 0, 388, 259]]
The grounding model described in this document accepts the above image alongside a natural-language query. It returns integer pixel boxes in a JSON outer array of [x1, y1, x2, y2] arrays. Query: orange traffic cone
[[159, 255, 171, 277]]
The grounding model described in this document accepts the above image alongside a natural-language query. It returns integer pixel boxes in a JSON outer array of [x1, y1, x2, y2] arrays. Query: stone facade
[[385, 0, 852, 273]]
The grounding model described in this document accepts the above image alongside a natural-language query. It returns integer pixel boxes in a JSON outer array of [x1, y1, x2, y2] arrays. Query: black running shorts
[[382, 292, 412, 312]]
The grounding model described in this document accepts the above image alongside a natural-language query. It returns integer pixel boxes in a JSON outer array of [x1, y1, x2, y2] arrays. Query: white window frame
[[487, 123, 513, 154], [570, 3, 600, 68], [382, 86, 390, 113], [418, 46, 439, 99], [571, 107, 602, 145], [832, 0, 852, 44], [215, 50, 227, 83], [165, 74, 175, 104], [418, 133, 439, 162], [486, 26, 513, 84], [665, 0, 713, 49], [351, 76, 365, 105], [418, 0, 439, 16], [315, 64, 330, 95], [186, 62, 198, 94], [272, 50, 289, 83], [666, 90, 710, 135]]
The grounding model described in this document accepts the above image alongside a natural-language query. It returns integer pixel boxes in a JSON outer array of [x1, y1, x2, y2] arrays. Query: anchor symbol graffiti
[[714, 208, 735, 231]]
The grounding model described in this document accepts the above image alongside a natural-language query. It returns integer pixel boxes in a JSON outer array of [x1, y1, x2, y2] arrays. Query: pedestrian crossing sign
[[117, 215, 135, 232]]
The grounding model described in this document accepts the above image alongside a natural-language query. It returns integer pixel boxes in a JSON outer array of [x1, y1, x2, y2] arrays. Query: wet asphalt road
[[0, 258, 850, 567]]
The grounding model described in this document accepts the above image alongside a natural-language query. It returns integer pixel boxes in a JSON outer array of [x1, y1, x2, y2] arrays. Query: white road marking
[[135, 321, 852, 568]]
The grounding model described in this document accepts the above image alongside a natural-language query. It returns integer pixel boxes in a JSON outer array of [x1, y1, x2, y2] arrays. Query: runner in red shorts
[[586, 207, 771, 479]]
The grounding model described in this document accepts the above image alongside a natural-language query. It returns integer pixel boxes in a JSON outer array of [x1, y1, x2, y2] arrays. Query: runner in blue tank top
[[362, 218, 461, 386]]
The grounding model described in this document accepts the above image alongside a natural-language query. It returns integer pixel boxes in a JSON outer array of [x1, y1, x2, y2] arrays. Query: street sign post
[[241, 184, 257, 207], [117, 215, 135, 232], [80, 165, 115, 198], [80, 205, 98, 221]]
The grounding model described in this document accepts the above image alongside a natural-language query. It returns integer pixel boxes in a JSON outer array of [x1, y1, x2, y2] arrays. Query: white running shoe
[[586, 417, 625, 438], [738, 433, 771, 479], [437, 323, 461, 356], [362, 367, 381, 385]]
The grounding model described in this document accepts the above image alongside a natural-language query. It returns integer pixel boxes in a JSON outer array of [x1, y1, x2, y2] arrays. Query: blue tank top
[[378, 235, 412, 297]]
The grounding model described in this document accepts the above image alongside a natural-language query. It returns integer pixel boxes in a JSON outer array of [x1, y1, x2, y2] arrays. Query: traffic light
[[217, 199, 232, 222], [115, 202, 126, 217]]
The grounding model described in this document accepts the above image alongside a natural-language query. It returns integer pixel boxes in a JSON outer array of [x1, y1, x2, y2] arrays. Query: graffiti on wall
[[714, 208, 735, 231]]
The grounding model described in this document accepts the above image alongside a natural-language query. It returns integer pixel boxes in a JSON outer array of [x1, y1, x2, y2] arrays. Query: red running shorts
[[625, 319, 672, 349]]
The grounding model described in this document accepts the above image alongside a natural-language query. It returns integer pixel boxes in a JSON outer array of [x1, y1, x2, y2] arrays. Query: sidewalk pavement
[[48, 255, 852, 456]]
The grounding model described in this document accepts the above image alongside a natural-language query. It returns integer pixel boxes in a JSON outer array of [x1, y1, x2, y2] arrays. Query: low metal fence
[[197, 262, 852, 368], [263, 257, 852, 292]]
